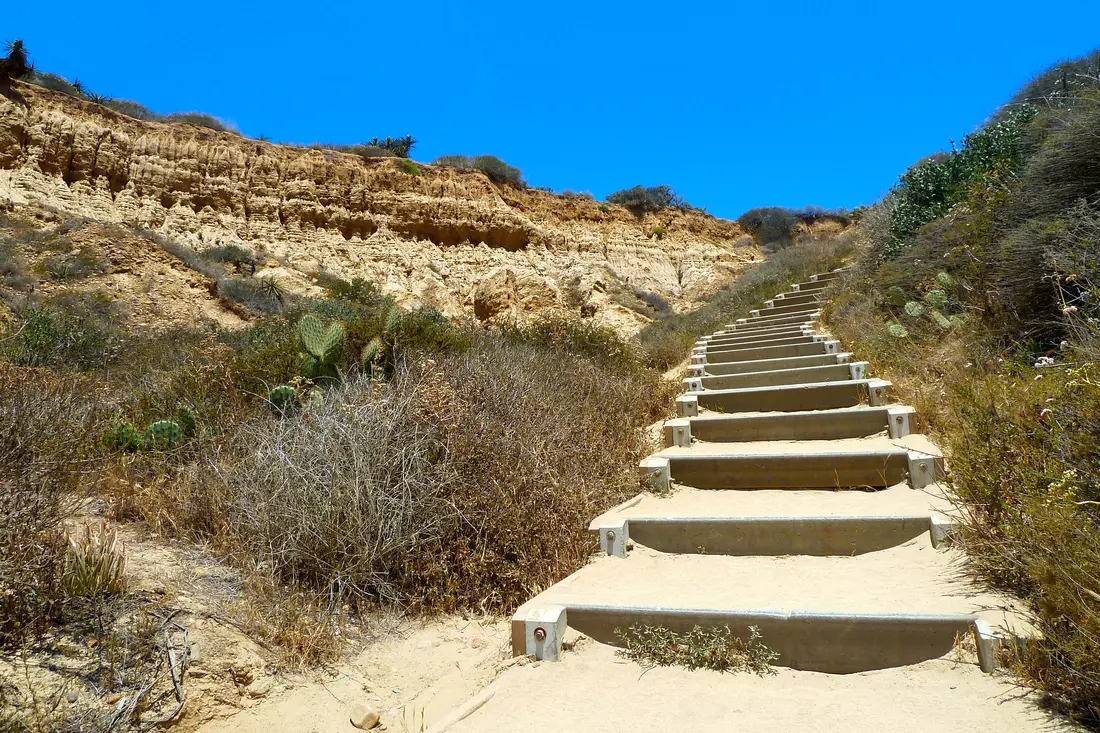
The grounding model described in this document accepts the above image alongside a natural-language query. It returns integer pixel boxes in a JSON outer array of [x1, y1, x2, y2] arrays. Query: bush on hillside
[[432, 154, 525, 187], [882, 105, 1037, 258], [162, 112, 235, 133], [606, 185, 683, 213]]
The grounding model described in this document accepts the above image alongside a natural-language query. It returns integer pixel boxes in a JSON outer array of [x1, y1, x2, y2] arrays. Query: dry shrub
[[134, 335, 669, 616], [0, 364, 105, 645], [404, 339, 673, 610], [163, 370, 457, 604]]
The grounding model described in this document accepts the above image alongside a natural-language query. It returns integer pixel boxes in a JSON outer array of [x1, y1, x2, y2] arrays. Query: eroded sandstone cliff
[[0, 82, 757, 331]]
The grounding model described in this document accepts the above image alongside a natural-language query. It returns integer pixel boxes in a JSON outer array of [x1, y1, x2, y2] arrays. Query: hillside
[[0, 81, 754, 333]]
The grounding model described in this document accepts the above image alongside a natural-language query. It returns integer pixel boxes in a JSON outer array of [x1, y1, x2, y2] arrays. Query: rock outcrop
[[0, 82, 758, 327]]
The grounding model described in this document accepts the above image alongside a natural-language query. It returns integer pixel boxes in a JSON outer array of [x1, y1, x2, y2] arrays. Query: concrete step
[[725, 313, 819, 331], [692, 352, 851, 377], [700, 340, 840, 364], [687, 361, 869, 393], [677, 378, 891, 414], [750, 301, 822, 318], [590, 483, 952, 557], [698, 331, 817, 350], [664, 405, 914, 444], [741, 306, 821, 325], [812, 271, 843, 282], [701, 325, 811, 346], [768, 291, 820, 306], [791, 280, 829, 292], [511, 540, 1012, 673], [642, 435, 943, 491], [700, 335, 824, 356]]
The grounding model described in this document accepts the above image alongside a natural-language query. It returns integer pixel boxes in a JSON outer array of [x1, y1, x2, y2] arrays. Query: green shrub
[[2, 295, 121, 370], [885, 106, 1037, 257], [497, 312, 643, 374], [432, 154, 525, 186], [204, 244, 256, 266], [398, 159, 420, 175], [162, 112, 235, 133], [606, 185, 683, 213]]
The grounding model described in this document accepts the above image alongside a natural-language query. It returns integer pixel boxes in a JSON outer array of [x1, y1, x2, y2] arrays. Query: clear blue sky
[[5, 2, 1100, 220]]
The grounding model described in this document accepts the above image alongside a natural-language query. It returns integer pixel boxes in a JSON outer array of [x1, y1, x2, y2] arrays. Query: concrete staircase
[[510, 268, 1026, 676]]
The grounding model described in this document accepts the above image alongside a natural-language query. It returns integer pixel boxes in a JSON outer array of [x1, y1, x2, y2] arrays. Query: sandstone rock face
[[0, 83, 759, 324]]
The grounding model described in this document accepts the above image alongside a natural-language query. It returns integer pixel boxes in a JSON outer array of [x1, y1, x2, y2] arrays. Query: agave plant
[[62, 520, 126, 599], [256, 276, 286, 304]]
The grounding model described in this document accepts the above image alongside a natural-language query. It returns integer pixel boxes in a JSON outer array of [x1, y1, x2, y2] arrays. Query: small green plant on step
[[616, 623, 778, 675], [143, 420, 182, 449], [62, 520, 126, 599], [298, 314, 346, 383]]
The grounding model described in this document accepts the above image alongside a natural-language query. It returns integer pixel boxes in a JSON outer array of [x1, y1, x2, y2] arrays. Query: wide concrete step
[[645, 435, 943, 491], [726, 313, 819, 332], [590, 483, 952, 556], [702, 340, 839, 364], [740, 308, 821, 326], [691, 361, 868, 391], [768, 291, 821, 307], [751, 301, 822, 318], [694, 352, 851, 376], [511, 541, 1013, 673], [664, 404, 912, 444], [678, 378, 890, 414], [702, 325, 810, 346], [702, 334, 823, 356], [812, 271, 843, 282], [792, 280, 829, 292]]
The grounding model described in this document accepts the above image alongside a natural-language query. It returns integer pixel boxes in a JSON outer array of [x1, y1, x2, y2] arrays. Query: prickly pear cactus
[[298, 314, 345, 381], [903, 301, 924, 317], [930, 309, 953, 330], [104, 422, 143, 452], [178, 406, 198, 439], [887, 323, 909, 338], [361, 336, 384, 369], [268, 385, 297, 414], [935, 271, 954, 290], [924, 289, 950, 311], [144, 420, 182, 449]]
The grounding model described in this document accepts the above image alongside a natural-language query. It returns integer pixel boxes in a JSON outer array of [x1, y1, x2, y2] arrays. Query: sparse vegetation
[[617, 623, 778, 675]]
